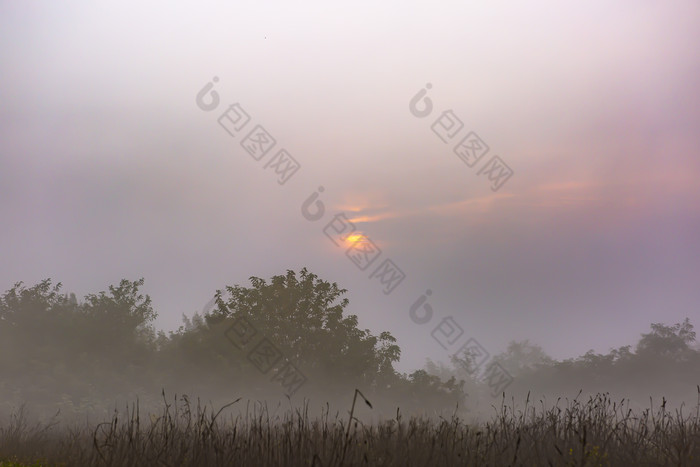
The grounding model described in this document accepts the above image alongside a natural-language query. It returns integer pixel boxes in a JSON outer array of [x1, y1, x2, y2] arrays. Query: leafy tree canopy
[[207, 268, 401, 386]]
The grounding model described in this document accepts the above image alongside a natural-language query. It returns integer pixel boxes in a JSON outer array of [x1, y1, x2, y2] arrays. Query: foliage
[[0, 270, 466, 418], [207, 268, 401, 386], [636, 317, 696, 359], [2, 270, 699, 426]]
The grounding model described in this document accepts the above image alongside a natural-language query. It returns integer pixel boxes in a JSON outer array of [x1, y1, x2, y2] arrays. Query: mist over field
[[1, 1, 699, 465]]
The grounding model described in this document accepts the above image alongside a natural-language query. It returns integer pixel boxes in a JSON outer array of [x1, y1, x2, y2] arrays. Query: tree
[[0, 279, 78, 380], [0, 278, 159, 414], [489, 340, 554, 377], [205, 268, 401, 389], [636, 318, 696, 360]]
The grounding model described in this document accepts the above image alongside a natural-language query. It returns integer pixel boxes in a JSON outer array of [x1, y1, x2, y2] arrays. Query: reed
[[2, 388, 700, 466]]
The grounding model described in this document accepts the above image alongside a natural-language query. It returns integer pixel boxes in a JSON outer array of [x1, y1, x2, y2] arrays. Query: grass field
[[1, 391, 699, 466]]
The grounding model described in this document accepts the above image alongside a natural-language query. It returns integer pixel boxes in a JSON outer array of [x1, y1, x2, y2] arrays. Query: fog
[[1, 0, 699, 431]]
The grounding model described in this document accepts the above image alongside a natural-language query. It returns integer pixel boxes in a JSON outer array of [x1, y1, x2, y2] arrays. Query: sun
[[344, 233, 367, 246]]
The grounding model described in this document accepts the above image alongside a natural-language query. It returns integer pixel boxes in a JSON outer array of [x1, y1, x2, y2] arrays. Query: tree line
[[0, 268, 697, 420]]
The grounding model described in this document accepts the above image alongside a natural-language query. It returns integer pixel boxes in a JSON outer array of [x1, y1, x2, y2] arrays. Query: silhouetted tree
[[636, 318, 696, 360], [0, 278, 158, 413], [204, 268, 401, 390], [489, 340, 554, 378]]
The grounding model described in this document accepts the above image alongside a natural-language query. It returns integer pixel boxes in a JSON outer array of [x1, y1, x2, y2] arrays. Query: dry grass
[[1, 390, 700, 466]]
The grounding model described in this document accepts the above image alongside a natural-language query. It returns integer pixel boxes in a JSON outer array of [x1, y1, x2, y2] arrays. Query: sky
[[1, 0, 699, 374]]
